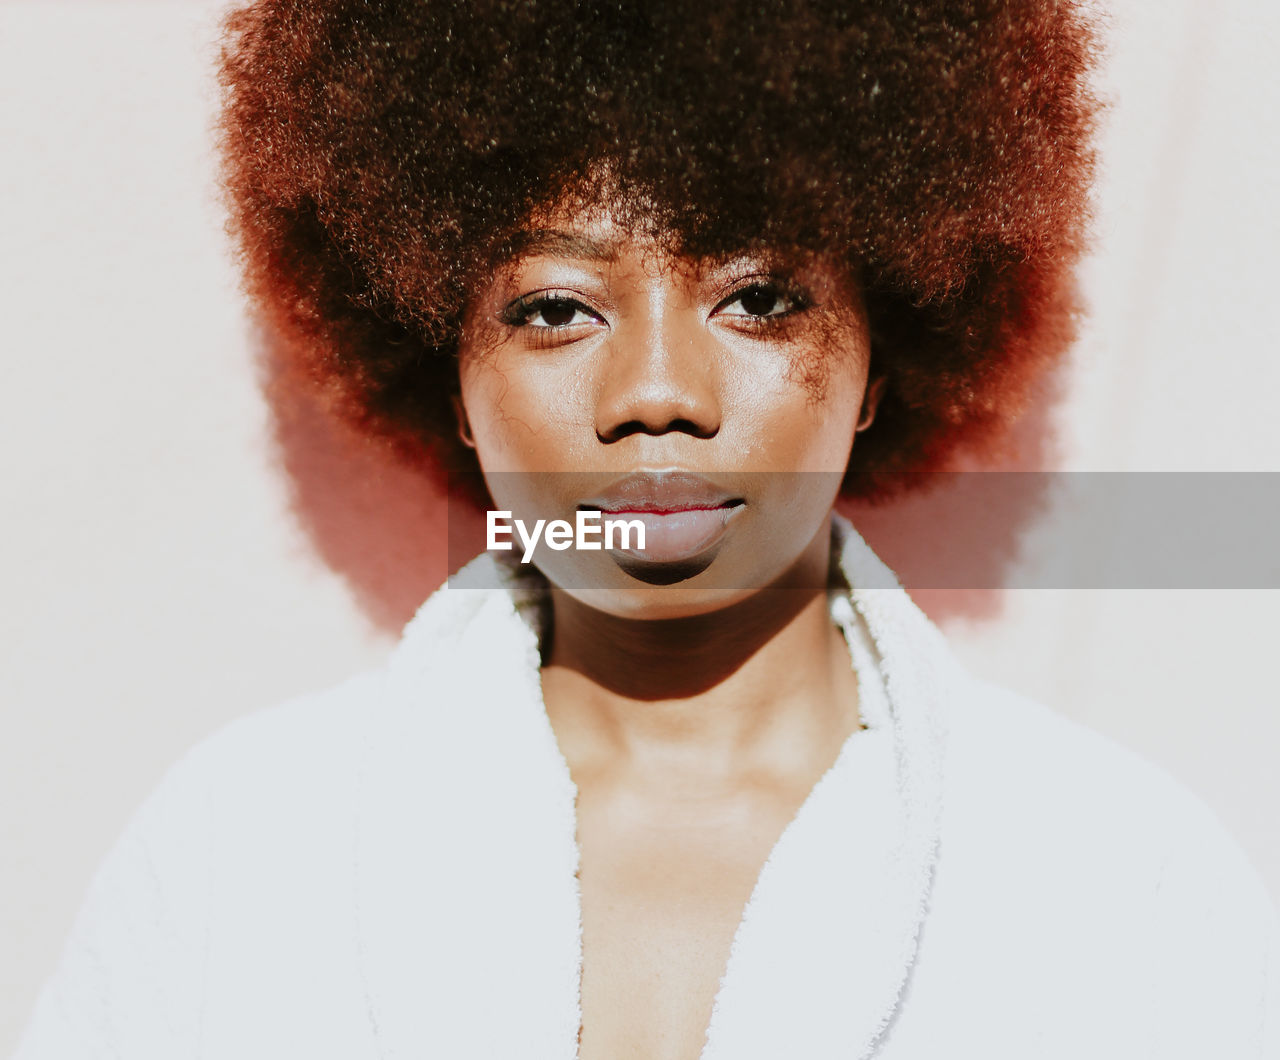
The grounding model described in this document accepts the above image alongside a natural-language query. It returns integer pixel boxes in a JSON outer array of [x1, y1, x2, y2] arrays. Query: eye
[[500, 292, 603, 329], [715, 280, 807, 321]]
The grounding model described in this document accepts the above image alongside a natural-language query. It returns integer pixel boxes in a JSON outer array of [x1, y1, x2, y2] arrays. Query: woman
[[15, 0, 1279, 1057]]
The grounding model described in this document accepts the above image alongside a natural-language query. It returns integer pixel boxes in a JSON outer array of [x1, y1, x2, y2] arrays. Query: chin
[[538, 541, 830, 622], [547, 578, 767, 622]]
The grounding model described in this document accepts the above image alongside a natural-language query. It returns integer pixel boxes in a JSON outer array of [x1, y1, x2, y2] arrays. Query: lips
[[578, 470, 745, 566], [581, 470, 740, 513]]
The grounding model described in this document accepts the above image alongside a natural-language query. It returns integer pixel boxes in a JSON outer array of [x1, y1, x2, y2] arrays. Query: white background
[[2, 0, 1277, 1050]]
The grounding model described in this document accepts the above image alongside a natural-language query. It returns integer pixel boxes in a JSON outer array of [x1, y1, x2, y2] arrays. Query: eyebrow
[[501, 228, 620, 264]]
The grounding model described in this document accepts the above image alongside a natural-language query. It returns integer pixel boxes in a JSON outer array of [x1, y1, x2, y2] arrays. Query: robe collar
[[355, 512, 954, 1058]]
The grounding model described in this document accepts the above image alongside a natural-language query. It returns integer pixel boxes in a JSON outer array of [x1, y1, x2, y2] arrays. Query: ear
[[855, 374, 887, 433], [450, 394, 476, 449]]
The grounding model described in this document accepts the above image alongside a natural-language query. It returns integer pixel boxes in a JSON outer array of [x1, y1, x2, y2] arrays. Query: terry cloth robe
[[14, 513, 1280, 1059]]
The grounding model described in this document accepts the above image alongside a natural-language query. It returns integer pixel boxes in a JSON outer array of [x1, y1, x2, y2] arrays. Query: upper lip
[[579, 471, 743, 514]]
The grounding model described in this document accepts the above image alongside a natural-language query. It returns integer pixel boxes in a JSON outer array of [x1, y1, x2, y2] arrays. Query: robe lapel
[[701, 515, 951, 1058], [355, 568, 583, 1058], [354, 513, 950, 1059]]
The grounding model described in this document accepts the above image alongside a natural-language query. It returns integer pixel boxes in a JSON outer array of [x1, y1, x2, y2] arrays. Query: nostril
[[667, 418, 718, 441], [597, 418, 719, 443]]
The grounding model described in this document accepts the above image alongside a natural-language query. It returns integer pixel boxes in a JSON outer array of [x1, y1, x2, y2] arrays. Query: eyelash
[[498, 278, 810, 340], [714, 279, 811, 328], [498, 291, 596, 331]]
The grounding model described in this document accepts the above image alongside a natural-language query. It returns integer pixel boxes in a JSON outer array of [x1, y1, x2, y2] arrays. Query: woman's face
[[456, 200, 882, 619]]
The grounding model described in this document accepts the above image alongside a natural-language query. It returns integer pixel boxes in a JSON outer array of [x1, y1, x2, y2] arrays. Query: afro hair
[[215, 0, 1101, 504]]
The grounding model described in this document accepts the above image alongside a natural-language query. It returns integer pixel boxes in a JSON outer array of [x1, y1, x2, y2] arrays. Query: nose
[[594, 306, 721, 444]]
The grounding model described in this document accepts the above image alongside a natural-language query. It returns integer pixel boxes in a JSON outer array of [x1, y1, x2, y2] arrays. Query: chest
[[574, 786, 805, 1060]]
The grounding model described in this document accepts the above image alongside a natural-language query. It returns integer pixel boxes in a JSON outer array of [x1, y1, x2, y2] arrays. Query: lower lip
[[602, 504, 744, 564]]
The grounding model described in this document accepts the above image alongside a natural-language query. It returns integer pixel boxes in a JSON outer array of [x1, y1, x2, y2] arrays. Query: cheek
[[458, 356, 582, 473], [459, 358, 520, 472], [724, 345, 866, 472]]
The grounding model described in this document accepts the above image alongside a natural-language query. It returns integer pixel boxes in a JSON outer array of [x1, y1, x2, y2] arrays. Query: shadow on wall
[[259, 330, 1066, 634]]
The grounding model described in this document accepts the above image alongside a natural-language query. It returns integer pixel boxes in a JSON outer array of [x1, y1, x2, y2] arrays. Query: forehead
[[504, 224, 640, 267], [496, 190, 677, 267], [495, 197, 842, 282]]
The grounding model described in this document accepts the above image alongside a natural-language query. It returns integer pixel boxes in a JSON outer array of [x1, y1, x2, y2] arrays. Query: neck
[[538, 518, 861, 783]]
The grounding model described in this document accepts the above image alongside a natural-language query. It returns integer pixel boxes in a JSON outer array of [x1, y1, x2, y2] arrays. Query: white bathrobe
[[15, 514, 1280, 1059]]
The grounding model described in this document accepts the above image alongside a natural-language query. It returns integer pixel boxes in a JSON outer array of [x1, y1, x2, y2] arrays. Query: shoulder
[[99, 665, 392, 884], [938, 674, 1258, 874], [149, 666, 391, 838], [931, 672, 1279, 1051], [937, 673, 1271, 900], [13, 668, 394, 1060], [202, 667, 386, 762], [111, 571, 532, 865], [70, 666, 397, 921]]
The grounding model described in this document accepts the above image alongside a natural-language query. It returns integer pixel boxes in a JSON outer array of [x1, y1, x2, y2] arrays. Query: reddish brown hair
[[216, 0, 1100, 503]]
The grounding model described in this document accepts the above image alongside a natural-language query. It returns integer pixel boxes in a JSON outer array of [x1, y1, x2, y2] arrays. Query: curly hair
[[215, 0, 1100, 504]]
